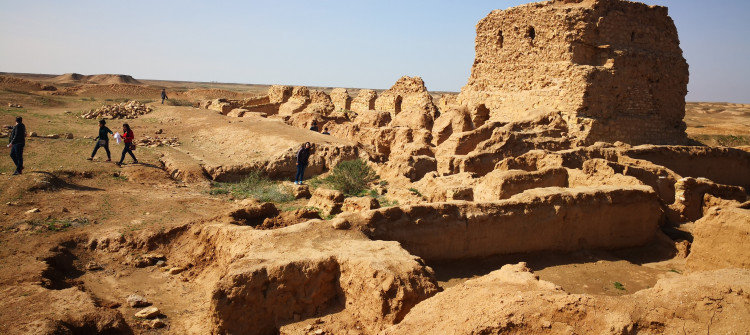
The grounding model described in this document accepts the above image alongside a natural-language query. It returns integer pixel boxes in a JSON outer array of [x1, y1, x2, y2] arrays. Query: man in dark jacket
[[161, 89, 169, 104], [295, 142, 312, 185], [7, 116, 26, 175]]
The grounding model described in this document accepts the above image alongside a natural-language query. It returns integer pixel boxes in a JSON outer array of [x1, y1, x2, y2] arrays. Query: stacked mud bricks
[[457, 0, 689, 145]]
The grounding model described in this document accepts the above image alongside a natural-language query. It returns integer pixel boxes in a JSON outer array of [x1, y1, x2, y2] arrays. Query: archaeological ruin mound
[[4, 0, 750, 334], [456, 0, 689, 145]]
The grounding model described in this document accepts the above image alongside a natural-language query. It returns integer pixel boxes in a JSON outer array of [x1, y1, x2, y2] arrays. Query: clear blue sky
[[1, 0, 748, 103]]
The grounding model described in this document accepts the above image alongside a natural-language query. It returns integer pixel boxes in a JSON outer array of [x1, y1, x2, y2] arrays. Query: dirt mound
[[87, 74, 141, 85], [52, 73, 141, 85], [52, 72, 86, 83], [119, 165, 175, 186], [0, 75, 44, 91]]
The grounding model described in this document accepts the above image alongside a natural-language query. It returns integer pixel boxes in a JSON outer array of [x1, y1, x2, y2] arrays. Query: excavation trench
[[36, 185, 667, 334], [338, 185, 675, 296], [55, 217, 441, 334]]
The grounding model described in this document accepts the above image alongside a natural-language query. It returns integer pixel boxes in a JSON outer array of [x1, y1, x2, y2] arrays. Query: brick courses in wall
[[456, 0, 689, 145]]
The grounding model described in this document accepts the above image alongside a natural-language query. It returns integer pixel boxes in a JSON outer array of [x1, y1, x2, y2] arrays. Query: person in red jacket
[[117, 123, 138, 167]]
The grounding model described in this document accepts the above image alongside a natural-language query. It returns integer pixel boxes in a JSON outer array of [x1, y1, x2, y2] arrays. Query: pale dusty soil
[[685, 102, 750, 135], [0, 74, 747, 334], [431, 244, 684, 295]]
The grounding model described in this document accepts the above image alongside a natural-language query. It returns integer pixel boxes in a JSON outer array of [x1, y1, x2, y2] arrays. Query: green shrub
[[613, 282, 626, 291], [209, 188, 229, 195], [408, 188, 423, 197], [307, 175, 324, 189], [324, 159, 378, 195], [378, 197, 399, 208], [210, 170, 295, 203]]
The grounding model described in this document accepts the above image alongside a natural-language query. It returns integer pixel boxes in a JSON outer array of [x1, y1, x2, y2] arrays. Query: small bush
[[378, 197, 399, 208], [209, 188, 229, 195], [408, 188, 423, 197], [210, 170, 294, 203], [307, 175, 324, 189], [324, 159, 378, 196], [613, 282, 626, 291]]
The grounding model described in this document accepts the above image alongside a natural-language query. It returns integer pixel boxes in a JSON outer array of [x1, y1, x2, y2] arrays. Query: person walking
[[7, 116, 26, 175], [294, 142, 312, 185], [116, 123, 138, 167], [161, 89, 168, 104], [87, 119, 113, 161]]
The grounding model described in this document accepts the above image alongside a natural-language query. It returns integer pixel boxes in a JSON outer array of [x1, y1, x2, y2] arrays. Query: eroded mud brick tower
[[457, 0, 689, 145]]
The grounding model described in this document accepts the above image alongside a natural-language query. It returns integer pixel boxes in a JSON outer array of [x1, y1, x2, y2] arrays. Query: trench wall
[[350, 186, 662, 261], [624, 146, 750, 191]]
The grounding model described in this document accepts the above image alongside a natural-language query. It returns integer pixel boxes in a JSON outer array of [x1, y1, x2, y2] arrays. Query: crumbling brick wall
[[375, 76, 438, 129], [457, 0, 689, 145]]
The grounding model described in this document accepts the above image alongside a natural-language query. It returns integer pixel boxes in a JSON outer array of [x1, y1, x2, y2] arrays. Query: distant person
[[7, 116, 26, 175], [309, 121, 319, 132], [88, 119, 113, 161], [294, 142, 312, 185], [161, 89, 169, 104], [117, 123, 138, 167], [322, 127, 330, 135]]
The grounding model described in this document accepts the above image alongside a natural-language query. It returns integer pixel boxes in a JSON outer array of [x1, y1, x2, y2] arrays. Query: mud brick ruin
[[456, 0, 689, 145], [6, 0, 750, 334]]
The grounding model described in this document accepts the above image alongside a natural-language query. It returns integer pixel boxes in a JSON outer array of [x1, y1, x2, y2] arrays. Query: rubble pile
[[81, 101, 152, 119], [136, 136, 180, 147]]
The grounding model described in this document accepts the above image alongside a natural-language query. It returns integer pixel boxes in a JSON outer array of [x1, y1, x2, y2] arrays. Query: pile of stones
[[135, 136, 180, 147], [81, 101, 152, 119]]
